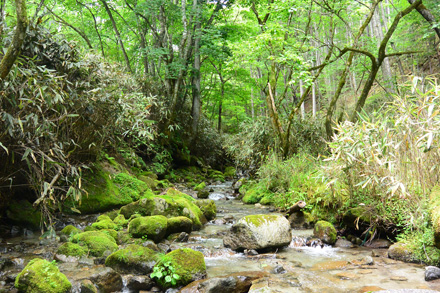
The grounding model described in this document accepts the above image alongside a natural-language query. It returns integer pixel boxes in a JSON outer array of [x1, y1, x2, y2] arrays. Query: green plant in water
[[150, 261, 181, 287]]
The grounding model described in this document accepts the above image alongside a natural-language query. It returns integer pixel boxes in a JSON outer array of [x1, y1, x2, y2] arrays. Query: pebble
[[390, 276, 408, 281]]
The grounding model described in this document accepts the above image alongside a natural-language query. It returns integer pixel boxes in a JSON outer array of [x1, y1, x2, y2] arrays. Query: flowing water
[[1, 181, 440, 292]]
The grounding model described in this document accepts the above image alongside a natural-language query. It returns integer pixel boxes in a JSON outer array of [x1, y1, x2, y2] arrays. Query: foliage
[[321, 80, 440, 231], [150, 261, 181, 287]]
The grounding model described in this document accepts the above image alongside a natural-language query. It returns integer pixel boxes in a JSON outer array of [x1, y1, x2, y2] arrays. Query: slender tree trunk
[[312, 82, 316, 117], [408, 0, 440, 40], [191, 0, 202, 135], [0, 0, 6, 44], [0, 0, 28, 80], [251, 88, 255, 119], [300, 80, 305, 119], [100, 0, 132, 72]]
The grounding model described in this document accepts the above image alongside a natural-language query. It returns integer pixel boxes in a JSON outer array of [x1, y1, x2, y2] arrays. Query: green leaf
[[0, 142, 8, 155]]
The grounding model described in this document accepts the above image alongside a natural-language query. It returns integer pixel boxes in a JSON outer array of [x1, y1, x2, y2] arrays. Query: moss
[[72, 231, 118, 257], [60, 225, 81, 237], [155, 248, 206, 288], [313, 221, 337, 245], [6, 200, 42, 230], [242, 185, 267, 204], [97, 214, 112, 222], [92, 219, 118, 230], [84, 226, 98, 232], [260, 195, 272, 205], [105, 244, 159, 274], [138, 175, 159, 190], [100, 229, 118, 241], [117, 231, 132, 245], [242, 214, 281, 228], [194, 182, 206, 192], [342, 207, 372, 229], [128, 215, 168, 242], [113, 214, 128, 228], [224, 166, 236, 178], [120, 189, 206, 230], [194, 200, 216, 221], [57, 242, 87, 257], [64, 163, 154, 214], [15, 258, 72, 293], [167, 217, 193, 235]]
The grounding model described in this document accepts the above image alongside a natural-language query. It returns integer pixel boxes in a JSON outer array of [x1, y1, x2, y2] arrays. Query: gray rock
[[223, 214, 292, 251], [425, 266, 440, 281], [88, 267, 123, 292], [334, 238, 354, 248], [272, 265, 286, 274], [125, 275, 153, 291], [79, 280, 97, 293]]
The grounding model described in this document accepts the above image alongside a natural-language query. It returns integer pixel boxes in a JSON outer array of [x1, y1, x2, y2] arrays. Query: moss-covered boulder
[[119, 188, 206, 230], [92, 219, 118, 230], [388, 242, 417, 263], [105, 244, 159, 274], [100, 229, 118, 241], [129, 215, 168, 242], [241, 184, 269, 204], [313, 221, 337, 245], [223, 214, 292, 251], [195, 200, 216, 221], [224, 166, 236, 178], [138, 175, 159, 190], [15, 258, 71, 293], [60, 225, 81, 237], [72, 231, 118, 257], [57, 242, 88, 257], [6, 200, 42, 230], [113, 214, 128, 228], [167, 217, 193, 235], [153, 248, 206, 288], [209, 170, 225, 182], [194, 182, 206, 192], [197, 189, 210, 199], [65, 163, 154, 214]]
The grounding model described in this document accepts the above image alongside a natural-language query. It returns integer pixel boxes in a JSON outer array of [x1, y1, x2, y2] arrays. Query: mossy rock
[[138, 175, 159, 190], [100, 229, 118, 241], [224, 166, 236, 178], [194, 182, 206, 192], [153, 248, 206, 288], [72, 231, 118, 257], [103, 210, 119, 220], [260, 195, 272, 205], [117, 231, 132, 245], [167, 217, 193, 235], [388, 242, 418, 263], [197, 189, 210, 199], [84, 226, 98, 232], [6, 200, 42, 230], [57, 242, 88, 257], [64, 164, 154, 214], [194, 200, 216, 221], [92, 219, 118, 231], [60, 225, 81, 237], [15, 258, 71, 293], [242, 185, 267, 204], [97, 215, 112, 222], [120, 189, 206, 230], [128, 215, 168, 242], [313, 221, 337, 245], [113, 214, 128, 228], [105, 244, 159, 274]]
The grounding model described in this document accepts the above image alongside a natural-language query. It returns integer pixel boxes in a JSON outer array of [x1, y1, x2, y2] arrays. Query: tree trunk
[[300, 80, 305, 119], [0, 0, 28, 80], [408, 0, 440, 40], [100, 0, 132, 72], [191, 0, 202, 135], [286, 200, 307, 216], [312, 82, 316, 117]]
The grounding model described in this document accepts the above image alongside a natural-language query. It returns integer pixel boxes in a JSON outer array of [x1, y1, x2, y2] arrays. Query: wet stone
[[425, 266, 440, 281], [176, 232, 189, 242], [334, 238, 354, 248], [126, 275, 153, 291], [390, 276, 408, 281], [271, 265, 286, 274], [335, 272, 358, 280]]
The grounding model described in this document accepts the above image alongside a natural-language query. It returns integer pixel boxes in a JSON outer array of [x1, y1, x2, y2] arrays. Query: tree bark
[[286, 201, 307, 216], [100, 0, 132, 72], [408, 0, 440, 40], [191, 0, 202, 135], [0, 0, 28, 80]]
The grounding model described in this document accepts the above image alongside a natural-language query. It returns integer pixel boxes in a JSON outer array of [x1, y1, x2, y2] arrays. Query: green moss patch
[[242, 214, 281, 228], [105, 244, 159, 274], [313, 221, 337, 245], [194, 182, 206, 192], [167, 217, 193, 235], [72, 231, 118, 257], [194, 200, 216, 221], [224, 166, 236, 178], [57, 242, 88, 257], [92, 219, 118, 230], [60, 225, 81, 237], [128, 215, 168, 242], [15, 258, 72, 293]]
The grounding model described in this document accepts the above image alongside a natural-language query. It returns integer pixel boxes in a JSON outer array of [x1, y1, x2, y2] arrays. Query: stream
[[1, 181, 440, 292]]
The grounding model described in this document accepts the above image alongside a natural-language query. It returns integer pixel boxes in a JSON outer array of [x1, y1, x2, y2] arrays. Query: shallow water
[[1, 181, 440, 292]]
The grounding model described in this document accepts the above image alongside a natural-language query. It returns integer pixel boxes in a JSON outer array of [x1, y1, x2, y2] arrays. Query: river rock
[[125, 275, 154, 291], [195, 199, 217, 221], [105, 244, 159, 274], [88, 267, 123, 292], [223, 214, 292, 251], [287, 211, 314, 229], [334, 238, 354, 248], [79, 279, 97, 293], [71, 231, 118, 257], [15, 258, 72, 293], [128, 215, 168, 242], [166, 216, 193, 235], [313, 221, 337, 245], [425, 266, 440, 281], [388, 242, 416, 263], [180, 271, 268, 293], [153, 248, 206, 288]]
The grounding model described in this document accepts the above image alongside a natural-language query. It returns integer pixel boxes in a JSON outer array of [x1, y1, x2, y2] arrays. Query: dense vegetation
[[1, 0, 440, 264]]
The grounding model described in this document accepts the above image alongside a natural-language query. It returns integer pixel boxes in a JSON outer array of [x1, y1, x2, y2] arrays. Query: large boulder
[[119, 188, 206, 229], [223, 214, 292, 251], [88, 267, 123, 292], [56, 242, 88, 258], [152, 248, 206, 288], [105, 244, 159, 274], [313, 221, 337, 245], [387, 242, 417, 263], [71, 231, 118, 257], [15, 258, 72, 293], [64, 163, 154, 214], [128, 215, 168, 242], [167, 216, 193, 235]]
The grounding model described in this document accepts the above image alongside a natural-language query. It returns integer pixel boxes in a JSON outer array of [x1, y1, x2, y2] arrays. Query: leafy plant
[[150, 261, 181, 287]]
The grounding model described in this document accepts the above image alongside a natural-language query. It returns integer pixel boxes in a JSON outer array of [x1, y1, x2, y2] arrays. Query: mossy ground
[[15, 258, 72, 293]]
